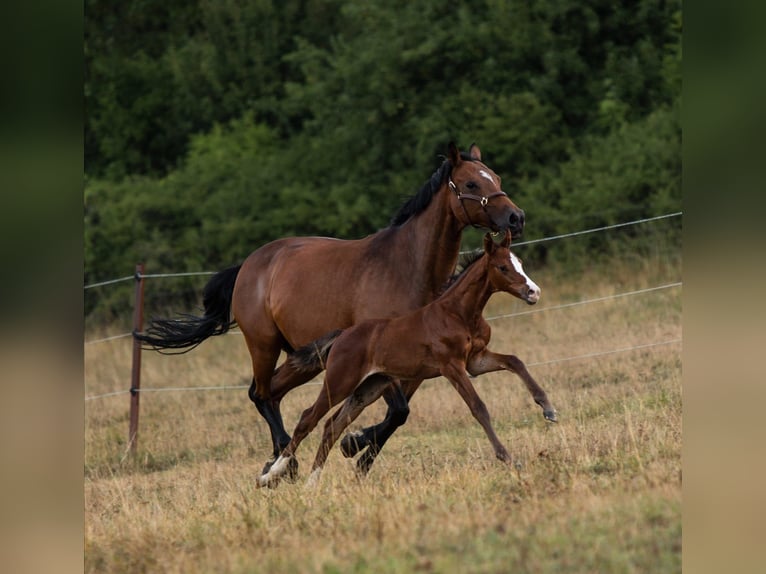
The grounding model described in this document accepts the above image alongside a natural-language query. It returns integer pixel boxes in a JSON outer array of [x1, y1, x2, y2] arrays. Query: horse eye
[[466, 181, 478, 190], [499, 265, 508, 272]]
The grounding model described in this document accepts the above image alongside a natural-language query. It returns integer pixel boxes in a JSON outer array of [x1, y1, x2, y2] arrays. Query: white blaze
[[509, 252, 540, 300]]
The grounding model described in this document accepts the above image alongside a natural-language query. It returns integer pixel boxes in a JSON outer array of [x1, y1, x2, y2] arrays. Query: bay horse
[[136, 143, 541, 476], [257, 230, 551, 488]]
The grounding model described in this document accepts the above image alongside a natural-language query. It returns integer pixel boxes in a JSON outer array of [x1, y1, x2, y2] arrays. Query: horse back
[[233, 234, 419, 349]]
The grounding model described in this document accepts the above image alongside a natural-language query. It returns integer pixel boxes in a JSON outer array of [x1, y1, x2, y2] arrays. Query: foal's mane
[[437, 248, 485, 294], [390, 152, 478, 227]]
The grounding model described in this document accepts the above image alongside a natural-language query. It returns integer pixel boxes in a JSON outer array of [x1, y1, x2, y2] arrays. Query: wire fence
[[84, 336, 681, 402], [83, 211, 682, 291], [84, 210, 683, 452]]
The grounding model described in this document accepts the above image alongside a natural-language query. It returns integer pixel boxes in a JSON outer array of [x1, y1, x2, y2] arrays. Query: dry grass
[[85, 248, 681, 573]]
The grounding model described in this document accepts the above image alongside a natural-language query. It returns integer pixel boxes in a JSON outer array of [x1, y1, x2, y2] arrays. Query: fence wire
[[84, 211, 682, 401], [83, 211, 682, 290], [84, 337, 681, 402]]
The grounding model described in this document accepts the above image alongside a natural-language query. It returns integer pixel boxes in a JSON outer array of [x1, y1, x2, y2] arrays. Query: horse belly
[[371, 329, 441, 381]]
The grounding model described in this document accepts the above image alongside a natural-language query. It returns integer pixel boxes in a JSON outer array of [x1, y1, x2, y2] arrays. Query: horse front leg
[[467, 349, 557, 422], [441, 360, 512, 465], [340, 378, 416, 475]]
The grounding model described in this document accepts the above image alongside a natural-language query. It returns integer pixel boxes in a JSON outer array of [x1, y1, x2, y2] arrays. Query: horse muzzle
[[524, 284, 540, 305], [509, 209, 525, 239]]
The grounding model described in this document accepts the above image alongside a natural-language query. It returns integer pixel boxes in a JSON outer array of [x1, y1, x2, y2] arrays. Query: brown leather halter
[[448, 178, 508, 229]]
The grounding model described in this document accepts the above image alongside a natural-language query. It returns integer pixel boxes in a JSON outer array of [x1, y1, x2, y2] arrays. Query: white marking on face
[[479, 170, 495, 184], [509, 252, 540, 302]]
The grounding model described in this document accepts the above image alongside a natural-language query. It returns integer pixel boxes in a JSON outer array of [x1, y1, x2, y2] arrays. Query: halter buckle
[[480, 196, 488, 207]]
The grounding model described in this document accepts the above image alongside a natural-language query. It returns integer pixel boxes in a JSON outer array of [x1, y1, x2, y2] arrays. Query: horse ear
[[468, 143, 482, 161], [502, 228, 511, 247], [483, 232, 495, 253], [448, 142, 461, 166]]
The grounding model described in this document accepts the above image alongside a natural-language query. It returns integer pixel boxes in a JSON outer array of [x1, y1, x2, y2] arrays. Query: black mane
[[390, 152, 478, 227]]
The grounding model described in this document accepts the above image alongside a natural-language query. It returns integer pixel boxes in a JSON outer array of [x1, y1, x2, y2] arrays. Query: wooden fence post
[[129, 263, 144, 455]]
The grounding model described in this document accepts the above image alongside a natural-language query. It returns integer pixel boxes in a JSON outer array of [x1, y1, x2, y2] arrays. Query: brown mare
[[136, 143, 543, 477], [257, 230, 552, 488]]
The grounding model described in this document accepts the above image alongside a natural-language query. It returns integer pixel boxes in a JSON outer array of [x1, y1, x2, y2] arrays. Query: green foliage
[[85, 0, 681, 325]]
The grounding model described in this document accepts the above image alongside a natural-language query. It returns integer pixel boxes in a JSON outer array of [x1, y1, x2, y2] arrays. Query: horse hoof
[[340, 431, 365, 458], [256, 472, 279, 489], [544, 410, 558, 423]]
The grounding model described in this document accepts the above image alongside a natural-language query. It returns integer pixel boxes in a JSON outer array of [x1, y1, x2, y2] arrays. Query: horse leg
[[250, 359, 323, 475], [256, 387, 333, 488], [307, 375, 392, 488], [467, 349, 557, 422], [257, 355, 368, 488], [441, 360, 512, 464], [346, 379, 414, 476], [243, 336, 298, 476]]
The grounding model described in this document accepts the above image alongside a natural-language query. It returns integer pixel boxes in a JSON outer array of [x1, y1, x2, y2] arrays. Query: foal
[[258, 230, 552, 487]]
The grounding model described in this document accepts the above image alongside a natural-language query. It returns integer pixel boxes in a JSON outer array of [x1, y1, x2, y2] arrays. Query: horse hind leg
[[244, 337, 298, 476], [258, 360, 364, 488], [259, 329, 341, 476], [309, 375, 393, 487]]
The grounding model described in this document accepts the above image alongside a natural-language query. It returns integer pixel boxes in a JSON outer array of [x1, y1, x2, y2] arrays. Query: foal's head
[[484, 230, 540, 305]]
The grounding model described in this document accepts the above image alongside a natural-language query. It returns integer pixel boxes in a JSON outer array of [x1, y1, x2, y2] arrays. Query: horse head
[[484, 230, 540, 305], [448, 143, 525, 239]]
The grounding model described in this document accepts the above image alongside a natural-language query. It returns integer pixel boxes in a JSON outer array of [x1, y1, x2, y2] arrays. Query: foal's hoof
[[543, 409, 558, 423], [340, 431, 366, 458]]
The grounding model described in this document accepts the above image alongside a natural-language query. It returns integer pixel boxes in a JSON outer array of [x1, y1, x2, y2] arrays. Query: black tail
[[287, 329, 343, 373], [134, 265, 241, 354]]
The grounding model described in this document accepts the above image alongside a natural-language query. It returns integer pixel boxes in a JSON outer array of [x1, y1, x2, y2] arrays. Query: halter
[[448, 178, 508, 229]]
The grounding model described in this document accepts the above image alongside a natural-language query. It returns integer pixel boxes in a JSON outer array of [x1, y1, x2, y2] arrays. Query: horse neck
[[396, 184, 463, 301], [439, 257, 494, 326]]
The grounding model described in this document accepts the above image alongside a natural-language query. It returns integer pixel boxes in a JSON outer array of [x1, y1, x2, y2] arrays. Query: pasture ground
[[85, 246, 681, 573]]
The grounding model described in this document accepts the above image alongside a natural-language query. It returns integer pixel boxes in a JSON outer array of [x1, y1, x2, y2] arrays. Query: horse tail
[[288, 329, 344, 373], [134, 264, 241, 354]]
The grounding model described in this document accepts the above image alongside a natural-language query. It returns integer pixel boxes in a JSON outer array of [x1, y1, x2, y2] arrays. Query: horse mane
[[437, 248, 485, 295], [390, 152, 478, 227]]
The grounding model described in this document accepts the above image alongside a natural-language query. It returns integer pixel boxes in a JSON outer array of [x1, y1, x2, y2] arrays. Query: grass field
[[84, 244, 681, 573]]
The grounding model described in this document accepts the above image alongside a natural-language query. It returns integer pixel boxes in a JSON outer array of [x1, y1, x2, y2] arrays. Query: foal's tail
[[287, 329, 344, 373], [134, 265, 241, 354]]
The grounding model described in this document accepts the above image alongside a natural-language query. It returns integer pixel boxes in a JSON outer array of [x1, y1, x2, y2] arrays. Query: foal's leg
[[340, 378, 415, 475], [467, 349, 557, 422], [441, 360, 512, 464], [257, 353, 369, 488], [307, 375, 393, 487], [256, 385, 334, 488], [253, 360, 323, 473]]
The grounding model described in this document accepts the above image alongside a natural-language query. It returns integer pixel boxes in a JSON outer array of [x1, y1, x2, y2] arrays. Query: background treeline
[[85, 0, 681, 326]]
